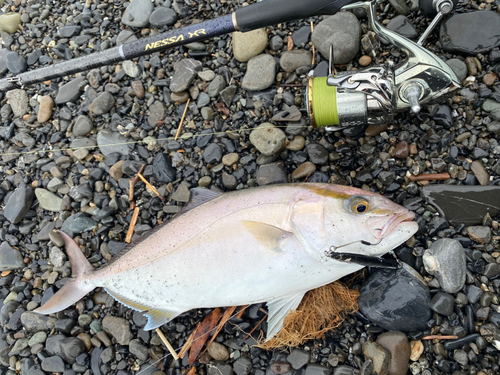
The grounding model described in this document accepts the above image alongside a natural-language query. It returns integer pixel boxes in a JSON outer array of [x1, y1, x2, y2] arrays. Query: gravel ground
[[1, 0, 500, 374]]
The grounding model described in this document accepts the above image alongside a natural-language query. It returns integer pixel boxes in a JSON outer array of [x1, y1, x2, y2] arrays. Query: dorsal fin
[[180, 188, 223, 214]]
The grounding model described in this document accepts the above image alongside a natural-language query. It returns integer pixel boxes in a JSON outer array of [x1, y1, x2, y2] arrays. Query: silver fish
[[35, 183, 418, 339]]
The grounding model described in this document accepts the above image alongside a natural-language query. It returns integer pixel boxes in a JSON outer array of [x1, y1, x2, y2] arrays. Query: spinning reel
[[306, 0, 461, 131]]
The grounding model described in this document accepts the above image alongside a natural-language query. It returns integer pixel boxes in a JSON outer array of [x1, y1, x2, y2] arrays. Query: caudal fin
[[34, 231, 95, 314]]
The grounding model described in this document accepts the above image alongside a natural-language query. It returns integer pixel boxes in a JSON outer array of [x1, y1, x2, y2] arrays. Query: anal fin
[[266, 292, 305, 340], [105, 289, 182, 331]]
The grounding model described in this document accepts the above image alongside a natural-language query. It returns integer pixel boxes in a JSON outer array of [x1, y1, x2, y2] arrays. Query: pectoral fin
[[291, 200, 327, 260], [266, 292, 305, 340], [105, 289, 182, 331], [241, 221, 293, 252]]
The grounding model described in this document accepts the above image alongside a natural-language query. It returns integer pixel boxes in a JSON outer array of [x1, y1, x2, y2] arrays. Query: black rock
[[386, 15, 418, 39], [430, 292, 455, 316], [358, 264, 431, 331], [440, 11, 500, 55], [292, 26, 311, 45], [27, 50, 42, 66], [203, 143, 223, 164], [153, 153, 176, 183], [306, 143, 329, 165], [0, 49, 8, 74], [41, 356, 65, 373], [196, 129, 214, 148], [443, 334, 480, 351], [427, 216, 448, 236], [422, 185, 500, 226], [433, 105, 453, 128], [467, 285, 483, 304]]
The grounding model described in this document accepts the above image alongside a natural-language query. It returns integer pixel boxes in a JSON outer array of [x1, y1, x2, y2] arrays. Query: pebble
[[471, 160, 489, 186], [233, 357, 253, 375], [394, 141, 409, 158], [241, 54, 277, 91], [122, 0, 154, 27], [270, 361, 291, 374], [102, 316, 132, 345], [287, 349, 310, 370], [483, 72, 497, 86], [122, 60, 140, 78], [207, 342, 229, 361], [440, 11, 500, 54], [90, 92, 115, 115], [0, 242, 24, 271], [386, 15, 417, 39], [305, 364, 331, 375], [311, 12, 361, 64], [446, 58, 468, 82], [55, 76, 86, 104], [358, 265, 431, 331], [222, 153, 239, 166], [256, 163, 287, 186], [233, 28, 268, 62], [4, 185, 34, 224], [375, 331, 410, 375], [423, 239, 466, 293], [41, 356, 65, 372], [73, 115, 93, 137], [149, 7, 177, 27], [37, 96, 54, 123], [203, 143, 223, 164], [170, 59, 202, 93], [5, 51, 27, 74], [35, 188, 63, 212], [129, 339, 149, 361], [97, 129, 131, 157], [430, 292, 455, 316], [198, 69, 216, 82], [0, 13, 21, 33], [359, 55, 372, 67], [171, 182, 191, 203], [389, 0, 410, 15], [5, 89, 28, 117], [467, 226, 491, 244], [208, 75, 226, 97], [292, 161, 316, 179], [131, 80, 145, 98], [249, 123, 286, 156], [280, 50, 313, 73], [409, 340, 424, 361], [363, 342, 390, 375], [153, 153, 176, 183], [148, 101, 166, 126]]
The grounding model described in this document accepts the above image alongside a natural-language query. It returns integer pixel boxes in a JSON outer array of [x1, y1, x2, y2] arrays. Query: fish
[[35, 183, 418, 339]]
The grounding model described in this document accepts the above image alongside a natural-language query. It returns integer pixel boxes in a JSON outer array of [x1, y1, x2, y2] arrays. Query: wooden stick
[[125, 207, 140, 243], [128, 164, 146, 202], [422, 335, 459, 340], [409, 173, 451, 182], [156, 328, 180, 361], [175, 98, 191, 141], [178, 330, 196, 359], [236, 305, 248, 319], [137, 173, 166, 204], [311, 21, 315, 65]]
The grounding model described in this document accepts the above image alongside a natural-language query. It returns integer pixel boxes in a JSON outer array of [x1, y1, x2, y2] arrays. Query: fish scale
[[35, 183, 418, 340]]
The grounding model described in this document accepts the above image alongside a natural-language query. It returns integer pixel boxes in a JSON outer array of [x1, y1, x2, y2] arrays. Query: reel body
[[305, 0, 461, 132]]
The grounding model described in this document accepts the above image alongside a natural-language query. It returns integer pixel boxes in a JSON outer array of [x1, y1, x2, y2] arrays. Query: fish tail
[[34, 231, 95, 315]]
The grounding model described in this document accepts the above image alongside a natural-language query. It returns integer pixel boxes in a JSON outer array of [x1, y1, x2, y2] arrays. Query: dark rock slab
[[55, 76, 86, 104], [153, 153, 176, 183], [0, 241, 24, 271], [422, 185, 500, 225], [440, 11, 500, 55], [4, 185, 34, 223], [358, 264, 431, 331]]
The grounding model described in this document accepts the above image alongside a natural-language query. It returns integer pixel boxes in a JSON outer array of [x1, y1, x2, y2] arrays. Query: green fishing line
[[309, 77, 339, 127]]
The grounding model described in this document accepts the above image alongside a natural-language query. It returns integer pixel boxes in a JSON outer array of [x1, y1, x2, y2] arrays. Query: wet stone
[[207, 342, 229, 361], [363, 342, 390, 375], [203, 143, 223, 164], [6, 51, 27, 74], [471, 160, 489, 186], [358, 265, 431, 331], [97, 129, 132, 157], [233, 357, 253, 375], [376, 331, 410, 375], [305, 364, 331, 375], [256, 163, 287, 186], [306, 143, 329, 165], [153, 153, 176, 183], [394, 141, 409, 158], [430, 292, 455, 316], [129, 339, 149, 361], [41, 356, 65, 373], [423, 239, 466, 293], [433, 105, 453, 128], [440, 11, 500, 55], [55, 76, 86, 104], [6, 89, 28, 117], [90, 92, 115, 115], [38, 95, 54, 123], [280, 50, 313, 73]]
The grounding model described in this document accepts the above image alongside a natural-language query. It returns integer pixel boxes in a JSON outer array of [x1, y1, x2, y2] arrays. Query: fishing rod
[[0, 0, 460, 131]]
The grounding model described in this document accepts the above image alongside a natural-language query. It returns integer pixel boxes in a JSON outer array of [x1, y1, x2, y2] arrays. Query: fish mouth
[[377, 210, 416, 239]]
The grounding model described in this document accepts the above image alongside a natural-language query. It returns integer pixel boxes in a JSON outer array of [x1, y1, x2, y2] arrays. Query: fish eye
[[349, 198, 370, 214]]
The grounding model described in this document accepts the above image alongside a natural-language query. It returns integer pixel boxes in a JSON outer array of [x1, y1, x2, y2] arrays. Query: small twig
[[125, 206, 140, 243], [422, 335, 459, 340], [178, 330, 196, 359], [128, 164, 146, 203], [156, 328, 180, 361], [243, 312, 268, 341], [175, 99, 191, 141], [137, 173, 166, 204], [409, 173, 451, 182]]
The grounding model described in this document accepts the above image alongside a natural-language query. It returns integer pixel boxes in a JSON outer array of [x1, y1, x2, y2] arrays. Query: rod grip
[[234, 0, 360, 32]]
